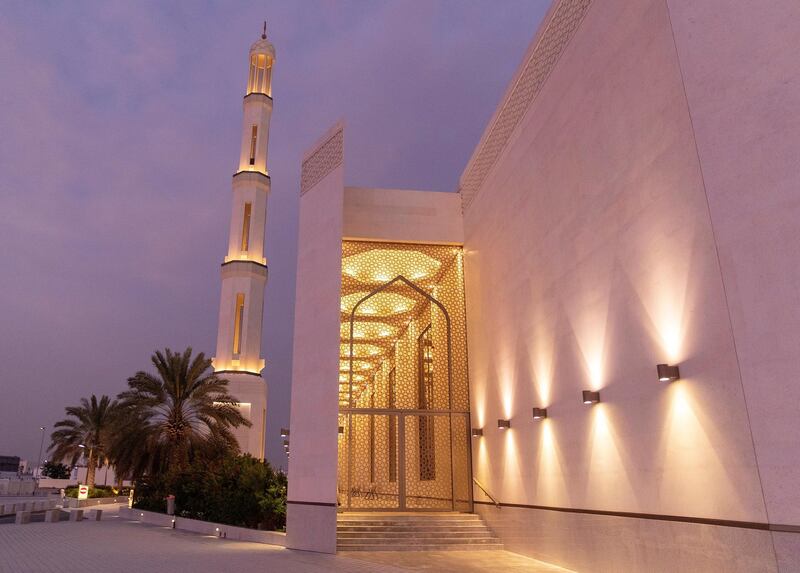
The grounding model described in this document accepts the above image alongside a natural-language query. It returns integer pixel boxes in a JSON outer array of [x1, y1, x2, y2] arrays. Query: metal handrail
[[473, 477, 501, 509]]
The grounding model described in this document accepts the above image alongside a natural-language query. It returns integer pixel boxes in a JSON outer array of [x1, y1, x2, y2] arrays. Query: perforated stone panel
[[459, 0, 593, 211], [300, 127, 344, 195]]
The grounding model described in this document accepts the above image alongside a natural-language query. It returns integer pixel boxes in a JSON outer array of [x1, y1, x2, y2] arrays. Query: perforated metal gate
[[337, 242, 472, 512], [338, 411, 471, 510]]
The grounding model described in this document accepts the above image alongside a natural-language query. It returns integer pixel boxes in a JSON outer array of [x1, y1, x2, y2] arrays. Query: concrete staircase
[[337, 512, 503, 552]]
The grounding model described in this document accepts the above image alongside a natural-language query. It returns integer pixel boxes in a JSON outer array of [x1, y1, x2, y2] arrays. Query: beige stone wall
[[286, 123, 345, 554], [343, 187, 463, 245], [462, 0, 799, 569], [666, 0, 800, 530]]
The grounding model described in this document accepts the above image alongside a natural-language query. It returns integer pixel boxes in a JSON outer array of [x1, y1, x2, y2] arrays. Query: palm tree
[[49, 395, 119, 487], [113, 347, 249, 481]]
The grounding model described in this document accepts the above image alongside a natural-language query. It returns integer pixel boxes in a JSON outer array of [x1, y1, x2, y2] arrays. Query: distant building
[[0, 455, 21, 476]]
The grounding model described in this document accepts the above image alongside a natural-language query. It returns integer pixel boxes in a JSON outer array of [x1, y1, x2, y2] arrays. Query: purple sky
[[0, 1, 548, 468]]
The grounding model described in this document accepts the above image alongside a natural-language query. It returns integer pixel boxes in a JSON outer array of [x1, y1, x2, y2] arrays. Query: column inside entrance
[[337, 241, 471, 512]]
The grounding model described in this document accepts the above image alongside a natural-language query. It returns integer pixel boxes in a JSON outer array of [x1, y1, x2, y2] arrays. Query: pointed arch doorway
[[337, 242, 472, 512]]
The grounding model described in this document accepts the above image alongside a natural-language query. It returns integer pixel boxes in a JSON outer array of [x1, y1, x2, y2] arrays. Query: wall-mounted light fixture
[[338, 426, 345, 435], [471, 428, 483, 437], [657, 364, 680, 382], [582, 390, 600, 404], [532, 407, 548, 420], [497, 419, 511, 430], [280, 428, 290, 437], [282, 440, 289, 449]]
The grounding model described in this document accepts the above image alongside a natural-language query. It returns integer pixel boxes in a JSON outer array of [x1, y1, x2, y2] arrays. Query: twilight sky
[[0, 1, 548, 468]]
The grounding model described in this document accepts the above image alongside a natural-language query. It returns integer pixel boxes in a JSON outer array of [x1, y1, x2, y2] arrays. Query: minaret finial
[[262, 21, 267, 40]]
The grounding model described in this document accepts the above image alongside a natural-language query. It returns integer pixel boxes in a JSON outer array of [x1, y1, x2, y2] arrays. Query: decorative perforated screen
[[337, 241, 472, 511]]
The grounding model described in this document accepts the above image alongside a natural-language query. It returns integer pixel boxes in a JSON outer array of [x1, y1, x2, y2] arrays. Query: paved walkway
[[0, 507, 571, 573]]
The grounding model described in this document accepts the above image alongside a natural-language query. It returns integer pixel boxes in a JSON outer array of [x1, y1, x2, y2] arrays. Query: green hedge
[[133, 455, 286, 531], [65, 485, 131, 498]]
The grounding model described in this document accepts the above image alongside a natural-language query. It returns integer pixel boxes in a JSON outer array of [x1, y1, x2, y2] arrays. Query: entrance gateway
[[337, 241, 472, 511]]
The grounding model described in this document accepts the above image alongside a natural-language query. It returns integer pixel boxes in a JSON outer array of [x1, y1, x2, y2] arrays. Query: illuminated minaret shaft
[[213, 24, 275, 459]]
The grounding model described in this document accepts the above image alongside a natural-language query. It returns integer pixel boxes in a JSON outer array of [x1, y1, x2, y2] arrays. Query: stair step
[[338, 536, 499, 545], [338, 531, 496, 539], [338, 514, 480, 521], [338, 525, 490, 533], [337, 543, 505, 552], [336, 512, 502, 552], [337, 518, 481, 525]]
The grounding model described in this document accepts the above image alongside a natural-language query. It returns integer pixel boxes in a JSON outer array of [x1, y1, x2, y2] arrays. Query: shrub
[[41, 461, 70, 479], [65, 485, 131, 498], [133, 454, 286, 530]]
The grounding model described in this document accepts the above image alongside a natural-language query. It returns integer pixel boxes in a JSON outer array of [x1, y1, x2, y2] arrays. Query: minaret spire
[[212, 26, 276, 460]]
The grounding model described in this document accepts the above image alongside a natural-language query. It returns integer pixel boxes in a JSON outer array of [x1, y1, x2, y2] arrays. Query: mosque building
[[222, 2, 800, 570]]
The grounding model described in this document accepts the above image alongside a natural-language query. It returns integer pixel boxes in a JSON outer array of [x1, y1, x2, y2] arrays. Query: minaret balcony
[[220, 259, 268, 281], [243, 92, 273, 106], [212, 356, 266, 376], [224, 252, 268, 266], [232, 169, 271, 190]]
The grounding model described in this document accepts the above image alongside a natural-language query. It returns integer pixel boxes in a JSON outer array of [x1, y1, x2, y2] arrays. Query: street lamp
[[36, 427, 45, 479]]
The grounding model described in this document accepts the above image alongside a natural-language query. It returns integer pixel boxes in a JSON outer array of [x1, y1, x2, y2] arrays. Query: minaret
[[213, 23, 275, 460]]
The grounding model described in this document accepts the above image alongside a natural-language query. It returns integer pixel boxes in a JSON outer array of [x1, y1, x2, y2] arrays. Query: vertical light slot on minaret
[[241, 203, 252, 253], [260, 408, 266, 457], [256, 54, 266, 91], [247, 54, 268, 94], [249, 126, 257, 166], [265, 64, 272, 95], [232, 293, 245, 357], [248, 55, 257, 93], [248, 54, 270, 95]]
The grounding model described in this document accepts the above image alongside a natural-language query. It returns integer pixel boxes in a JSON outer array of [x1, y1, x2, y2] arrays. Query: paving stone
[[0, 506, 570, 572]]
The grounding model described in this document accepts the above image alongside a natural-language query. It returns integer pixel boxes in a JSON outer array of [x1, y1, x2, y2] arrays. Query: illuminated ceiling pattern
[[340, 292, 415, 316], [338, 241, 463, 406], [342, 249, 441, 284], [341, 321, 398, 340]]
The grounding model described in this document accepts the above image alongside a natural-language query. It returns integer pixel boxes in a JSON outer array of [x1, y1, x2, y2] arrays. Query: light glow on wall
[[531, 327, 555, 408], [621, 228, 697, 364], [657, 384, 742, 516], [565, 260, 613, 392], [536, 421, 567, 505], [587, 405, 633, 507], [501, 418, 524, 498]]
